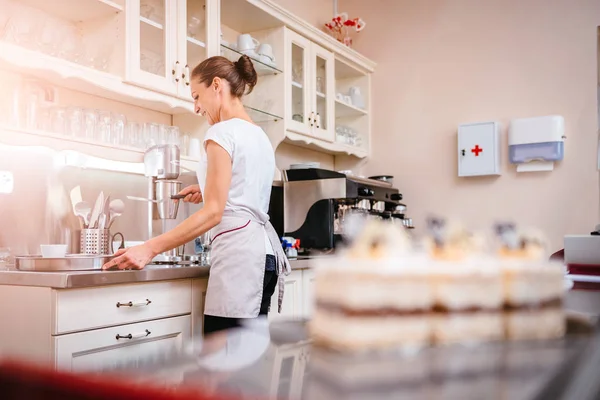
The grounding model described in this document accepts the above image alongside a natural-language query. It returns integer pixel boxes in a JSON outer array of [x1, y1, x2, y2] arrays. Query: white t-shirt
[[196, 118, 275, 255]]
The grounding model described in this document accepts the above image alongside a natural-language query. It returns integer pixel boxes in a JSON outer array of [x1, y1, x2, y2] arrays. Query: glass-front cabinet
[[286, 30, 311, 136], [285, 28, 335, 142], [311, 45, 334, 141], [126, 0, 208, 99]]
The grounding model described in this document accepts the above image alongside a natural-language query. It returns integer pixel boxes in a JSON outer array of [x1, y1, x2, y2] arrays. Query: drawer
[[53, 280, 192, 334], [54, 315, 191, 372]]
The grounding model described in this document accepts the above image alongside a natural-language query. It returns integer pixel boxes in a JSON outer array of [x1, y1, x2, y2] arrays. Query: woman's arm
[[102, 141, 232, 270]]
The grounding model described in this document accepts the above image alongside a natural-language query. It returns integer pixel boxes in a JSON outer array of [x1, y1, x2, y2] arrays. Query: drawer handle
[[116, 299, 152, 308], [116, 329, 151, 340]]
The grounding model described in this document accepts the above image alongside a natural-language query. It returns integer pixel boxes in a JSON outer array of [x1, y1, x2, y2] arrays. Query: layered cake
[[309, 218, 566, 352], [424, 218, 504, 345], [495, 223, 565, 340], [310, 222, 433, 351]]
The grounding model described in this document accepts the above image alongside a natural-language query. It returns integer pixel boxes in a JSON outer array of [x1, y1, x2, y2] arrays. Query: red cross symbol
[[471, 145, 483, 156]]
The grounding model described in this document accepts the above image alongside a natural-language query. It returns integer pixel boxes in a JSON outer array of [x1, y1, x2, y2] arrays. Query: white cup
[[237, 34, 259, 52], [257, 43, 274, 61], [189, 138, 201, 159], [40, 244, 68, 258]]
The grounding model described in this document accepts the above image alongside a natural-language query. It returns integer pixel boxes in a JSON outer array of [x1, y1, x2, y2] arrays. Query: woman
[[102, 55, 291, 335]]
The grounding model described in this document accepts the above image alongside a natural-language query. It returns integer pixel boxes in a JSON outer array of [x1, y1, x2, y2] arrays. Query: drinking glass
[[181, 133, 190, 156], [50, 107, 67, 135], [111, 113, 127, 146], [157, 124, 167, 145], [126, 121, 142, 148], [96, 110, 112, 143], [143, 122, 159, 148], [0, 247, 11, 271], [83, 109, 97, 140], [167, 126, 180, 147], [66, 107, 84, 137]]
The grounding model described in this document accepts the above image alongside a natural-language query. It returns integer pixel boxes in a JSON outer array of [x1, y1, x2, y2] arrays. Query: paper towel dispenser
[[508, 115, 565, 172]]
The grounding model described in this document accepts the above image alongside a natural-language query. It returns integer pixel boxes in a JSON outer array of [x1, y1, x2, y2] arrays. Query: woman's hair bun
[[234, 54, 258, 95]]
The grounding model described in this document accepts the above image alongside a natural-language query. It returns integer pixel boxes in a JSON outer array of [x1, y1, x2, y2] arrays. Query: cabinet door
[[302, 269, 315, 318], [191, 278, 208, 338], [175, 0, 209, 100], [284, 29, 311, 136], [310, 43, 335, 142], [126, 0, 179, 96], [270, 346, 305, 400], [54, 315, 191, 372], [269, 270, 303, 322]]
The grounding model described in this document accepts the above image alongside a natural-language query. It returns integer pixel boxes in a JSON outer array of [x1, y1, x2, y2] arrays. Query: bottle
[[194, 237, 204, 254]]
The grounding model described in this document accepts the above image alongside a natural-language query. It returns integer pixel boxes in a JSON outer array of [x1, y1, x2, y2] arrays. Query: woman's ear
[[212, 77, 222, 93]]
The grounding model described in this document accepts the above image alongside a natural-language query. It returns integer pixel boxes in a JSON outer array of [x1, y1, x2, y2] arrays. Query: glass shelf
[[220, 43, 282, 76], [245, 106, 282, 123]]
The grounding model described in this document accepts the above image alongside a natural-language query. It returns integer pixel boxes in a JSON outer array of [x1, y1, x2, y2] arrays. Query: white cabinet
[[301, 269, 315, 318], [125, 0, 209, 99], [268, 343, 309, 400], [191, 277, 208, 337], [284, 28, 335, 143], [54, 315, 191, 372], [268, 268, 313, 321], [0, 277, 208, 371], [54, 280, 192, 334], [269, 269, 303, 322]]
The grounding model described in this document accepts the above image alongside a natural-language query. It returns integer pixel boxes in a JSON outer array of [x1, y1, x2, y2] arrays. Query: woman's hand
[[101, 244, 156, 270], [179, 184, 203, 204]]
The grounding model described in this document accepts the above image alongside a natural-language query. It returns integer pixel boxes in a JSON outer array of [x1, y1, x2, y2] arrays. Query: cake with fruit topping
[[309, 217, 566, 352], [495, 223, 565, 340], [424, 218, 504, 345], [309, 221, 433, 351]]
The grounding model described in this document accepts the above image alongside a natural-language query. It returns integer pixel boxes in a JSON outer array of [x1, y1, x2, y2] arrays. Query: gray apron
[[204, 212, 291, 318]]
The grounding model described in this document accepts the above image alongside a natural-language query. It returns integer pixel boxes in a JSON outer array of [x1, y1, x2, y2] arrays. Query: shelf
[[187, 37, 207, 48], [140, 16, 164, 30], [245, 106, 282, 123], [335, 58, 368, 80], [291, 81, 303, 89], [140, 18, 165, 59], [0, 125, 199, 174], [220, 44, 282, 76], [284, 131, 368, 158], [19, 0, 123, 22], [0, 42, 194, 115], [335, 99, 368, 118], [316, 91, 326, 98]]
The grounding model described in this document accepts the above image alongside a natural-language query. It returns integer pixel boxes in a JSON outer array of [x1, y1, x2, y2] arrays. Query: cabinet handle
[[116, 329, 151, 340], [116, 299, 152, 308], [173, 61, 181, 83], [183, 64, 190, 86], [309, 112, 315, 127], [315, 113, 321, 129]]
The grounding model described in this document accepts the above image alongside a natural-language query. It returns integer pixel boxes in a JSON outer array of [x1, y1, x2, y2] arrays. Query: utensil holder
[[80, 229, 112, 255]]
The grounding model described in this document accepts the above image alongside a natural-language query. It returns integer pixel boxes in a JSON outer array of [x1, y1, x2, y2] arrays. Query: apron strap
[[264, 221, 291, 313]]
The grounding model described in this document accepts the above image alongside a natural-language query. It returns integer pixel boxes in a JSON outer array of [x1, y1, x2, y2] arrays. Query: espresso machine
[[283, 168, 412, 251], [143, 144, 184, 263]]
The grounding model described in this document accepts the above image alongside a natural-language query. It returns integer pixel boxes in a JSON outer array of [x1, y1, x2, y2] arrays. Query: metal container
[[80, 229, 124, 255], [155, 180, 182, 219], [144, 144, 180, 179], [80, 228, 111, 255], [15, 255, 113, 271]]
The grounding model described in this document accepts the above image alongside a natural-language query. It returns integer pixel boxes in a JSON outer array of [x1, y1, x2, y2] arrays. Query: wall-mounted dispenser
[[508, 115, 565, 172]]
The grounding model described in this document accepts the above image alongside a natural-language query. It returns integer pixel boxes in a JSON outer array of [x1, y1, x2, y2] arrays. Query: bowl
[[40, 244, 68, 258]]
